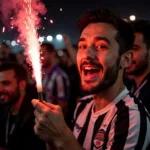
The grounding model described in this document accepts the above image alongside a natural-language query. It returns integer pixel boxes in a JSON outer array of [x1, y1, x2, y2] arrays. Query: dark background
[[0, 0, 150, 51]]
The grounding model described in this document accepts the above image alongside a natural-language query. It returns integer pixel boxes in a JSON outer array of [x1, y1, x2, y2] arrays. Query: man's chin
[[126, 69, 142, 76], [81, 83, 99, 94]]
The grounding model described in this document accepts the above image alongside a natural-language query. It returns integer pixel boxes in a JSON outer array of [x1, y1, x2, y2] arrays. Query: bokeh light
[[56, 34, 63, 41], [47, 35, 53, 41], [11, 40, 17, 46], [38, 36, 44, 42], [129, 15, 136, 21]]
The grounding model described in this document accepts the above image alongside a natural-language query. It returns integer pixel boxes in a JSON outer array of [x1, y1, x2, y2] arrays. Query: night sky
[[0, 0, 150, 51]]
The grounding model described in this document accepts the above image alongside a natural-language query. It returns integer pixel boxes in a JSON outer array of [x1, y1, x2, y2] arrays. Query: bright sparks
[[2, 27, 5, 33], [50, 19, 53, 24], [0, 0, 46, 92], [21, 0, 44, 92]]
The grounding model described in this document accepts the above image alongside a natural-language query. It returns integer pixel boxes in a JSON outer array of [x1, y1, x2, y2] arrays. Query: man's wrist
[[46, 127, 72, 149], [55, 128, 72, 148]]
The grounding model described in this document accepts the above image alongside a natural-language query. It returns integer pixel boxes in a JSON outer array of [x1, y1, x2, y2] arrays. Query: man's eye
[[133, 47, 139, 51], [3, 81, 10, 85], [96, 44, 108, 50], [78, 45, 87, 50]]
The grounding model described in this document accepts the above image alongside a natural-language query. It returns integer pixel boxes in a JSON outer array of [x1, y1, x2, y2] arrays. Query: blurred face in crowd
[[0, 44, 10, 56], [17, 52, 26, 64], [40, 46, 53, 68], [61, 52, 70, 67], [77, 23, 121, 94], [126, 33, 149, 76], [0, 69, 20, 105]]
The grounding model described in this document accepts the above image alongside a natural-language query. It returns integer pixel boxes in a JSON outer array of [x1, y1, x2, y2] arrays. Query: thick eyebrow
[[94, 37, 111, 45], [78, 37, 86, 44], [133, 44, 140, 48], [78, 37, 111, 46]]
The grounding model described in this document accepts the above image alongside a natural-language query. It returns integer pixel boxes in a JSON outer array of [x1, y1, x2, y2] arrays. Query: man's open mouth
[[83, 66, 101, 76]]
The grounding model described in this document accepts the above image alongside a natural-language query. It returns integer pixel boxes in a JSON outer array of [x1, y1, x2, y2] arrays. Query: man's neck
[[93, 77, 125, 112], [11, 93, 25, 115], [134, 68, 150, 89]]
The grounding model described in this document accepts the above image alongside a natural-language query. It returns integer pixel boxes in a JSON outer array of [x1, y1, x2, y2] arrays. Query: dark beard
[[126, 53, 149, 76], [127, 61, 148, 76], [0, 88, 20, 106], [82, 57, 120, 94]]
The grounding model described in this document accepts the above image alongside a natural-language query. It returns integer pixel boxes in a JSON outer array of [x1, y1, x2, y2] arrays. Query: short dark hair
[[40, 42, 55, 53], [0, 62, 28, 82], [77, 8, 134, 55], [130, 20, 150, 49]]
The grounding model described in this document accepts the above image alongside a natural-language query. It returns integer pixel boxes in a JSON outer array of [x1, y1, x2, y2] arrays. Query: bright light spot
[[38, 37, 44, 42], [47, 35, 53, 41], [11, 26, 14, 29], [60, 8, 63, 11], [50, 20, 53, 24], [2, 27, 5, 33], [129, 15, 136, 21], [11, 41, 17, 46], [56, 34, 63, 41], [17, 39, 20, 43], [57, 51, 63, 57], [44, 17, 47, 20], [43, 27, 45, 30]]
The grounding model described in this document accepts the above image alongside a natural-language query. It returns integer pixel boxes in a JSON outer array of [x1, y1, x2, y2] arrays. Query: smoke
[[0, 0, 47, 27], [0, 0, 47, 92], [0, 0, 47, 37]]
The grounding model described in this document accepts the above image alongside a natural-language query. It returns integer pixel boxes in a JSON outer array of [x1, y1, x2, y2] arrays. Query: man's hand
[[32, 99, 69, 147]]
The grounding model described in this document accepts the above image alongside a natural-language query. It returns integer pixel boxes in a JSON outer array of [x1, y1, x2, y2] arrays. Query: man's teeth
[[83, 66, 100, 75], [84, 67, 97, 70]]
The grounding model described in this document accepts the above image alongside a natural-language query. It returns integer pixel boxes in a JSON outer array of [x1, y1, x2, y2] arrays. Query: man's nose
[[86, 45, 96, 58]]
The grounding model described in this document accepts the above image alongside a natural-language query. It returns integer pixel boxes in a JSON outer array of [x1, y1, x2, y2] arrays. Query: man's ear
[[120, 50, 133, 68], [19, 80, 27, 91]]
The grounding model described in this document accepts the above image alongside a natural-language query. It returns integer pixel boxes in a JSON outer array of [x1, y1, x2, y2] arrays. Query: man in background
[[0, 62, 46, 150], [40, 43, 70, 119], [126, 20, 150, 113], [0, 42, 17, 62]]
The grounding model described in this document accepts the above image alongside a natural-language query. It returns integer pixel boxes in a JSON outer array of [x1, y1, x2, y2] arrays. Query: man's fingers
[[32, 99, 50, 113], [34, 109, 40, 118], [42, 101, 58, 110]]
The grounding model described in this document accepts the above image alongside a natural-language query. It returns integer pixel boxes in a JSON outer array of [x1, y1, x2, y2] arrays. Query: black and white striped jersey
[[127, 73, 150, 113], [73, 87, 150, 150], [42, 65, 70, 103]]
